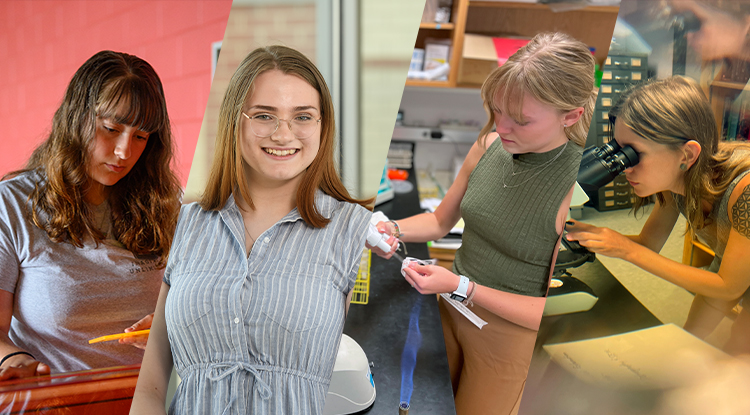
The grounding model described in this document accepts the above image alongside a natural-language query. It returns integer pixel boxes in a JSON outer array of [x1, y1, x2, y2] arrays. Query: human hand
[[0, 353, 50, 381], [564, 220, 635, 260], [402, 262, 461, 295], [119, 313, 153, 350], [367, 221, 399, 259], [376, 221, 397, 237], [668, 0, 749, 60]]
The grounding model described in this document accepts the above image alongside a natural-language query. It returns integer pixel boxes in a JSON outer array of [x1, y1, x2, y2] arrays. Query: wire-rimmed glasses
[[242, 112, 321, 139]]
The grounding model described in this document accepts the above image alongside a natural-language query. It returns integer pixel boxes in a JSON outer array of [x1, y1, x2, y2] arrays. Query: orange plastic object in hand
[[387, 169, 409, 181], [88, 329, 150, 344]]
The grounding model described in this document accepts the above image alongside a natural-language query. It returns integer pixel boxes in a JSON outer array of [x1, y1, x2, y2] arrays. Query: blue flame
[[399, 295, 423, 404]]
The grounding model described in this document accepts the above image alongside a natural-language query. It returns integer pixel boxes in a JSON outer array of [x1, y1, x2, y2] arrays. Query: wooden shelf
[[465, 3, 618, 66], [707, 67, 750, 139], [711, 80, 750, 92], [405, 79, 453, 88], [419, 22, 455, 30], [410, 0, 618, 89], [470, 1, 619, 13], [456, 82, 483, 89], [412, 0, 469, 88]]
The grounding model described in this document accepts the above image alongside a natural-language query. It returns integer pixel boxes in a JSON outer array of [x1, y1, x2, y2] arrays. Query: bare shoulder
[[444, 134, 497, 204], [729, 172, 750, 238], [464, 133, 497, 169], [730, 170, 750, 195], [484, 132, 499, 149]]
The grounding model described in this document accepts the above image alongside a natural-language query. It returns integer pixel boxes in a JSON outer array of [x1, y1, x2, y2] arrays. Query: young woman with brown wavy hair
[[132, 45, 373, 415], [0, 50, 181, 379], [567, 76, 750, 355]]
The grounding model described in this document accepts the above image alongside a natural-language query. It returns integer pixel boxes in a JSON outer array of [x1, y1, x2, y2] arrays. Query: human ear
[[562, 107, 585, 127], [682, 140, 702, 169]]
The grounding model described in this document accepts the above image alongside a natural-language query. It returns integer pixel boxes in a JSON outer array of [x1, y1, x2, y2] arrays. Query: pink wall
[[0, 0, 233, 186]]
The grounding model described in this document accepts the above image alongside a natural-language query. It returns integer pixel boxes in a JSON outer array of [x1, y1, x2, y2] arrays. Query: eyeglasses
[[242, 112, 321, 139]]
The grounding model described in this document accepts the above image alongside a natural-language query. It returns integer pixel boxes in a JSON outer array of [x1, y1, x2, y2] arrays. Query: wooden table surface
[[0, 365, 140, 414]]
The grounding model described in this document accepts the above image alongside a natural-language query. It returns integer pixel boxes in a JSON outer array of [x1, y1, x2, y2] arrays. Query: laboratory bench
[[521, 259, 664, 415], [348, 155, 669, 414], [343, 168, 457, 414]]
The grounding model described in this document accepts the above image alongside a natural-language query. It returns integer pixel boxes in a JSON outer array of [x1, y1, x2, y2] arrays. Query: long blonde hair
[[200, 45, 371, 226], [479, 32, 597, 148], [619, 76, 750, 230]]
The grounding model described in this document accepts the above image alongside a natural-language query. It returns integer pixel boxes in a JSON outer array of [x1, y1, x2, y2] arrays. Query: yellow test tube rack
[[351, 249, 371, 305]]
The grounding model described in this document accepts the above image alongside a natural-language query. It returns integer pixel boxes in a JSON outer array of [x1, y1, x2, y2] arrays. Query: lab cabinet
[[586, 175, 635, 212], [708, 75, 750, 142], [586, 53, 649, 212], [407, 0, 619, 89]]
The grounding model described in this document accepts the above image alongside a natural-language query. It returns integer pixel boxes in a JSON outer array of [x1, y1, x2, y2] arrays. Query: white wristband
[[450, 275, 470, 301]]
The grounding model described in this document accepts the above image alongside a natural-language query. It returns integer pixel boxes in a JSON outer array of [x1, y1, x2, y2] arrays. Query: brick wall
[[0, 0, 232, 186]]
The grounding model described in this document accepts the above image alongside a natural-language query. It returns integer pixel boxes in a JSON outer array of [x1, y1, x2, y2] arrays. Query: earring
[[563, 124, 567, 128], [679, 163, 687, 171]]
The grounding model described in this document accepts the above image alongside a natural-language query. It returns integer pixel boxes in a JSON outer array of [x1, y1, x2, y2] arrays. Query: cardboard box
[[424, 42, 451, 71], [458, 33, 530, 85]]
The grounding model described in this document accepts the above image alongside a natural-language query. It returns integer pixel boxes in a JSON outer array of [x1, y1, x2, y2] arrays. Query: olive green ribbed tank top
[[453, 139, 583, 297]]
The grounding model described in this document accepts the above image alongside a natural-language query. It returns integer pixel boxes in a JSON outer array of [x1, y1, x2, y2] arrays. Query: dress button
[[263, 237, 270, 243], [234, 317, 240, 324]]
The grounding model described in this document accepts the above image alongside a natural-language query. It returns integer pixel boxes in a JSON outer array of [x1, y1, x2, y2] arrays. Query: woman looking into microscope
[[566, 76, 750, 355]]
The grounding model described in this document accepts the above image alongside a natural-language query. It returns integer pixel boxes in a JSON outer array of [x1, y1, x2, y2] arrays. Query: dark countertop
[[343, 169, 456, 415], [521, 259, 664, 415], [346, 164, 663, 414]]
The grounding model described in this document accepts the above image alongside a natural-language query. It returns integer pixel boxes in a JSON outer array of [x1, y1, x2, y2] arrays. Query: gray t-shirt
[[675, 158, 750, 304], [0, 171, 162, 373]]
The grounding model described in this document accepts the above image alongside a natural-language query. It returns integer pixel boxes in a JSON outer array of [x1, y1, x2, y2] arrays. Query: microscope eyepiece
[[577, 141, 639, 190]]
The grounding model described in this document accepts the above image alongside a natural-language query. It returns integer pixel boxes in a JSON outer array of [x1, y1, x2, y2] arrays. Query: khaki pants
[[439, 298, 538, 415]]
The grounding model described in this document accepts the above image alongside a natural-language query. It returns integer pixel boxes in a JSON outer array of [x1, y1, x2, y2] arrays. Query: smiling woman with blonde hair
[[132, 45, 373, 415], [374, 32, 596, 414]]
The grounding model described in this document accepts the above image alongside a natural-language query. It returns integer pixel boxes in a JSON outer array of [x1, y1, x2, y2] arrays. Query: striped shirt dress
[[163, 191, 370, 414]]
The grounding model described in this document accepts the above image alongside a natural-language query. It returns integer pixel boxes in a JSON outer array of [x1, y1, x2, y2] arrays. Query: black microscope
[[547, 111, 640, 316]]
